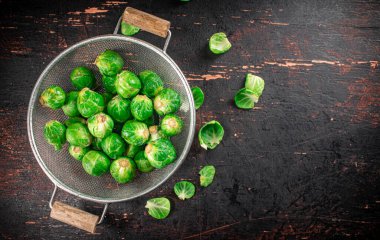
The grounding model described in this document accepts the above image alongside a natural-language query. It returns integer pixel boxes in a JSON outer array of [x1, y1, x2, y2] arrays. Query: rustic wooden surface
[[0, 0, 379, 239]]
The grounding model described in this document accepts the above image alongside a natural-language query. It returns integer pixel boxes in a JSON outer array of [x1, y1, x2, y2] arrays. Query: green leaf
[[191, 87, 204, 110], [174, 181, 195, 200], [121, 22, 140, 36], [199, 165, 216, 187], [245, 74, 265, 97], [209, 32, 232, 54], [198, 120, 224, 150], [145, 197, 171, 219], [234, 88, 259, 109]]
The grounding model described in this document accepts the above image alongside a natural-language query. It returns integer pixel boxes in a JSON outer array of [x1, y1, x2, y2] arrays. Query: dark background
[[1, 0, 379, 239]]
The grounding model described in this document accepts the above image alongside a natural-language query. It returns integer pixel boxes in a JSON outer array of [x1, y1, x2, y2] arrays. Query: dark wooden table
[[1, 0, 379, 239]]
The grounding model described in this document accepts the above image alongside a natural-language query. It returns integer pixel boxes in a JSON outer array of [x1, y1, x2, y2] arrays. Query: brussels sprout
[[209, 32, 232, 54], [198, 120, 224, 150], [245, 74, 265, 97], [68, 145, 89, 161], [110, 157, 136, 183], [234, 88, 258, 109], [70, 66, 95, 90], [160, 114, 184, 137], [62, 91, 80, 117], [142, 113, 157, 126], [149, 125, 167, 142], [145, 139, 177, 169], [199, 165, 216, 187], [134, 151, 154, 173], [95, 50, 124, 76], [153, 88, 181, 116], [131, 95, 153, 121], [102, 92, 113, 106], [102, 75, 117, 94], [125, 144, 144, 158], [174, 181, 195, 200], [87, 113, 114, 138], [121, 22, 140, 36], [121, 120, 149, 146], [91, 137, 103, 150], [43, 120, 66, 150], [138, 70, 164, 97], [191, 87, 204, 110], [145, 197, 171, 219], [77, 88, 105, 118], [101, 133, 126, 159], [82, 150, 110, 176], [115, 70, 141, 99], [66, 123, 92, 147], [64, 117, 86, 127], [107, 95, 131, 123], [39, 85, 66, 110]]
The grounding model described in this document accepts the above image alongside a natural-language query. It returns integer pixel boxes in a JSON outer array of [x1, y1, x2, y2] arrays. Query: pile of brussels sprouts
[[41, 49, 185, 184]]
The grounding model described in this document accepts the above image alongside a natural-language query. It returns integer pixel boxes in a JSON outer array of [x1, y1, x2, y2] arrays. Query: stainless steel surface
[[27, 34, 196, 203]]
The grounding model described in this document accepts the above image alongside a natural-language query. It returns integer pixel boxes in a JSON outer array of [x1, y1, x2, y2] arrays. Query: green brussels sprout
[[101, 133, 126, 159], [125, 144, 144, 158], [134, 151, 154, 173], [198, 120, 224, 150], [121, 120, 149, 146], [145, 197, 171, 219], [91, 137, 103, 150], [110, 157, 136, 183], [174, 181, 195, 200], [39, 85, 66, 110], [68, 145, 89, 161], [66, 123, 92, 147], [234, 88, 258, 109], [191, 87, 204, 110], [245, 74, 265, 97], [209, 32, 232, 54], [138, 70, 164, 97], [102, 75, 117, 94], [121, 22, 140, 36], [131, 95, 153, 121], [70, 66, 95, 90], [107, 95, 131, 123], [82, 150, 110, 176], [145, 139, 177, 169], [43, 120, 66, 150], [87, 113, 114, 138], [115, 70, 141, 99], [95, 50, 124, 76], [160, 114, 184, 137], [102, 92, 114, 106], [64, 117, 86, 127], [77, 88, 105, 118], [62, 91, 80, 117], [199, 165, 216, 187], [153, 88, 181, 116], [149, 125, 167, 142]]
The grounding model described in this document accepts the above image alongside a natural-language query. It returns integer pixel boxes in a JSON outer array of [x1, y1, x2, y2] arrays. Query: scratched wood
[[0, 0, 379, 239]]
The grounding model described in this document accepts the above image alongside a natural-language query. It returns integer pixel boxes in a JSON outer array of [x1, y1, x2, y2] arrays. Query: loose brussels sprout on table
[[107, 95, 131, 123], [68, 145, 89, 161], [115, 70, 141, 99], [121, 120, 149, 146], [198, 120, 224, 150], [139, 70, 164, 97], [87, 113, 114, 138], [145, 138, 177, 169], [43, 120, 66, 150], [154, 88, 181, 116], [77, 88, 105, 118], [101, 133, 126, 159], [102, 75, 117, 94], [39, 85, 66, 110], [134, 151, 154, 173], [121, 22, 140, 36], [209, 32, 232, 54], [95, 50, 124, 76], [145, 197, 171, 220], [110, 157, 136, 183], [66, 122, 92, 148], [131, 95, 153, 121], [82, 150, 110, 176], [125, 144, 144, 158], [199, 165, 216, 187], [245, 74, 265, 97], [91, 137, 103, 150], [62, 91, 80, 117], [174, 181, 195, 200], [160, 114, 184, 137], [191, 86, 204, 110], [70, 66, 95, 90], [64, 117, 86, 127], [234, 88, 258, 109]]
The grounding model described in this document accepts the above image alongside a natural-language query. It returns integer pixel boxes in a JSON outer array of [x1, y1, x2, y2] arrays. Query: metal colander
[[27, 8, 195, 230]]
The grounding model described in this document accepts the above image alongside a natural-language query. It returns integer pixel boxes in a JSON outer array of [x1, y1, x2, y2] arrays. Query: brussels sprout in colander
[[39, 85, 66, 110]]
